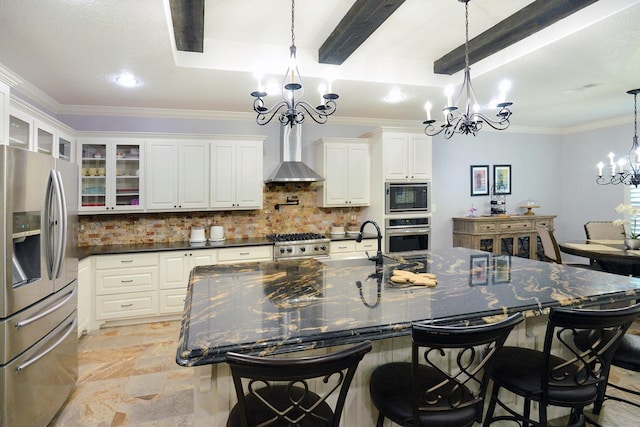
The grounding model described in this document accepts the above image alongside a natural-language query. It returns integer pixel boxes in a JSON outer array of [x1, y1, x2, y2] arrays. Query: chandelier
[[250, 0, 339, 127], [596, 89, 640, 187], [423, 0, 513, 139]]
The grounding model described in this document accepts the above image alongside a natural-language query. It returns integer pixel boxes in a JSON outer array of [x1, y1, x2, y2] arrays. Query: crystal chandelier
[[423, 0, 513, 139], [597, 89, 640, 186], [250, 0, 339, 127]]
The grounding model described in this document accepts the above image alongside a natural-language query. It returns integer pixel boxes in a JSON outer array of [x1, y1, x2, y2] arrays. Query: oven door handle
[[386, 228, 431, 235]]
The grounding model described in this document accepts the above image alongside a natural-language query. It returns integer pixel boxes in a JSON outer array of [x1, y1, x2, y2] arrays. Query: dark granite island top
[[176, 247, 640, 367]]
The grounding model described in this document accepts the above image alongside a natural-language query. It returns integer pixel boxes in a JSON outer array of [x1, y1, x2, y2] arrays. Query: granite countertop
[[77, 233, 379, 259], [176, 247, 640, 366]]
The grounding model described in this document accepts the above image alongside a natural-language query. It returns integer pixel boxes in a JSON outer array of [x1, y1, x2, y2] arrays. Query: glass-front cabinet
[[79, 139, 144, 212], [58, 133, 74, 161], [35, 121, 55, 155], [8, 108, 32, 150]]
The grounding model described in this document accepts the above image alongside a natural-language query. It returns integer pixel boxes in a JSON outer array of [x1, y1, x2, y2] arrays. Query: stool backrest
[[226, 340, 372, 427], [542, 303, 640, 403], [411, 313, 523, 423]]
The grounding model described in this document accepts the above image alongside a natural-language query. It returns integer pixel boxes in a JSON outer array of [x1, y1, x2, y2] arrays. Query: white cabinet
[[315, 138, 370, 207], [78, 139, 144, 213], [0, 81, 8, 146], [94, 253, 159, 322], [77, 257, 91, 337], [329, 239, 378, 260], [158, 249, 217, 314], [210, 139, 263, 210], [35, 120, 55, 156], [383, 133, 432, 181], [217, 246, 273, 264], [57, 131, 75, 162], [8, 107, 32, 151], [146, 140, 209, 210]]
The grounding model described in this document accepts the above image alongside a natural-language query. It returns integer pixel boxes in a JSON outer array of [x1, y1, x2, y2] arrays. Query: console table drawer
[[498, 221, 533, 231]]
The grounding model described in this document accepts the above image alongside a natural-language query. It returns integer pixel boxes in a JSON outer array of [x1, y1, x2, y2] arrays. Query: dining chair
[[369, 313, 523, 427], [225, 340, 372, 427], [584, 221, 626, 240], [536, 225, 596, 268], [483, 303, 640, 427], [574, 321, 640, 413]]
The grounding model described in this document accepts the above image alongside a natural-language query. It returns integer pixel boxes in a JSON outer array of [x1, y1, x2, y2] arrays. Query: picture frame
[[469, 254, 489, 286], [492, 255, 511, 284], [470, 165, 490, 196], [493, 164, 512, 195]]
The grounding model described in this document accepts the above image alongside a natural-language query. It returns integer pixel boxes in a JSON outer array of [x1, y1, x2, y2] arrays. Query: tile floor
[[49, 321, 639, 426]]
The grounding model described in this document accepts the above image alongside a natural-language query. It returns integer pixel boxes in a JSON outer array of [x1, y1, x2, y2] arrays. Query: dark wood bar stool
[[574, 323, 640, 413], [225, 341, 372, 427], [483, 303, 640, 427], [369, 313, 523, 427]]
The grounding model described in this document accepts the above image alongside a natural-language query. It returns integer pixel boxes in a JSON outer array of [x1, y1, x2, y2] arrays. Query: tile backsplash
[[78, 183, 361, 246]]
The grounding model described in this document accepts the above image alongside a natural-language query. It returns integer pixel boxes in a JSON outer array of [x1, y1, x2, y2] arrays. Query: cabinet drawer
[[217, 246, 273, 263], [159, 289, 188, 314], [96, 267, 158, 295], [95, 291, 158, 320], [330, 241, 356, 253], [356, 239, 377, 252], [535, 220, 553, 228], [95, 253, 158, 269], [498, 221, 533, 232], [474, 222, 497, 232]]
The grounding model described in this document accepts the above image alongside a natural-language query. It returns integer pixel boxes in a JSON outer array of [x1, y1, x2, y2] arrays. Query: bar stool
[[483, 303, 640, 427], [225, 340, 372, 427], [574, 323, 640, 413], [369, 313, 523, 427]]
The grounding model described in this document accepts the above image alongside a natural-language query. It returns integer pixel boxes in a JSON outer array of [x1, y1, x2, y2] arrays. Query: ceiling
[[0, 0, 639, 132]]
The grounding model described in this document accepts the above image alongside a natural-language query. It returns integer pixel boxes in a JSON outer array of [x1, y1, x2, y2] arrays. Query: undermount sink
[[319, 257, 379, 269]]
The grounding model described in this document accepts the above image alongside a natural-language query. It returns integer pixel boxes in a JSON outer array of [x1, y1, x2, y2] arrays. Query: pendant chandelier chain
[[290, 0, 296, 48]]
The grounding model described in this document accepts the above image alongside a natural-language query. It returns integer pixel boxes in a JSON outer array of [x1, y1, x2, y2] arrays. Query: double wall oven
[[384, 181, 431, 255]]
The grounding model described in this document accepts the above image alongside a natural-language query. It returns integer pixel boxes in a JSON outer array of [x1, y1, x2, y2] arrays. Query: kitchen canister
[[210, 225, 225, 241], [189, 225, 206, 243]]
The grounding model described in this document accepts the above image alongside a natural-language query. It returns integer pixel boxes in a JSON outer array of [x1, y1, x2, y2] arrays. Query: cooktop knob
[[300, 247, 306, 252], [286, 247, 293, 253], [279, 248, 286, 254]]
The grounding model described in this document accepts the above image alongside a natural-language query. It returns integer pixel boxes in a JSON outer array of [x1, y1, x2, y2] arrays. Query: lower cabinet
[[87, 245, 273, 329], [158, 249, 218, 314], [329, 239, 377, 260], [94, 253, 159, 322]]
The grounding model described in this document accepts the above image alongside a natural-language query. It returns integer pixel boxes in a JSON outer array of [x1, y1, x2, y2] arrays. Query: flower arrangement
[[613, 203, 640, 239]]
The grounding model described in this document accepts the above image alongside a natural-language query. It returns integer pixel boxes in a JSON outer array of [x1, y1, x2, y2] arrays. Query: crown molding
[[561, 114, 633, 134], [0, 63, 23, 87]]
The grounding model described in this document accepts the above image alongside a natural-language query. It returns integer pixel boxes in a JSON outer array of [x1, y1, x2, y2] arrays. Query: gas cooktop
[[267, 233, 330, 259]]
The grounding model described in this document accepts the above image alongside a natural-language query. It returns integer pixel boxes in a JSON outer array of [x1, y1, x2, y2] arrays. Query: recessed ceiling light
[[114, 72, 140, 88], [383, 88, 406, 103]]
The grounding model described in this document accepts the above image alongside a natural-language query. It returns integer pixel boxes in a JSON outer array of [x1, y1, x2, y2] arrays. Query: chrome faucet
[[356, 220, 383, 271]]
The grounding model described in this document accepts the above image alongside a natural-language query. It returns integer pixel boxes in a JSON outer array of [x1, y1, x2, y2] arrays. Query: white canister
[[190, 226, 206, 242], [210, 225, 225, 240]]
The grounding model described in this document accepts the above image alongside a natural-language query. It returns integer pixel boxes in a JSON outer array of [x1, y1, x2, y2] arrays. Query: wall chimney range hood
[[265, 124, 325, 183]]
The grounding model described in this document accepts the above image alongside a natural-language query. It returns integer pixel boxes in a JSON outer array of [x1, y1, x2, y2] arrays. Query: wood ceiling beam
[[319, 0, 406, 65], [434, 0, 599, 75], [169, 0, 205, 52]]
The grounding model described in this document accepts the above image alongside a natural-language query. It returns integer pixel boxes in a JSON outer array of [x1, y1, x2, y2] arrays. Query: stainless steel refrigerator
[[1, 145, 78, 427]]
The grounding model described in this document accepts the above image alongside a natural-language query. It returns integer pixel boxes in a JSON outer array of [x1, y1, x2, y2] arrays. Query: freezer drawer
[[0, 310, 78, 427], [0, 280, 77, 365]]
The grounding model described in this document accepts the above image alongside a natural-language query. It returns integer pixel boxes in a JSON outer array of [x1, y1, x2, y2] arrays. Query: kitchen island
[[176, 247, 640, 426]]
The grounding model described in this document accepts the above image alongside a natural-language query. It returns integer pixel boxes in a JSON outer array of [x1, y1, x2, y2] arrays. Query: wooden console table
[[453, 215, 556, 260]]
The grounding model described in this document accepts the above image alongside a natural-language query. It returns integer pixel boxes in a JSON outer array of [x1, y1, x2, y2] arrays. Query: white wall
[[431, 130, 563, 249]]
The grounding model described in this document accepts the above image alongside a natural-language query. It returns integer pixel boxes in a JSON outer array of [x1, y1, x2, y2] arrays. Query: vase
[[624, 238, 640, 250]]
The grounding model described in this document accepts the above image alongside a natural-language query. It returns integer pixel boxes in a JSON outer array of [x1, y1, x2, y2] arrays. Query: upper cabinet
[[315, 137, 370, 207], [6, 99, 76, 159], [210, 138, 263, 210], [382, 132, 432, 181], [78, 139, 144, 213], [146, 140, 209, 211], [0, 81, 8, 146]]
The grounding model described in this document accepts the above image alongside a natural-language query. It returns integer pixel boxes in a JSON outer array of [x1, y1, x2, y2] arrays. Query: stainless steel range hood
[[265, 124, 325, 183]]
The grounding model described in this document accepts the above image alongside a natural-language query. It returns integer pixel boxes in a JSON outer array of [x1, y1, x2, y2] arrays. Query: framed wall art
[[470, 165, 489, 196], [493, 164, 512, 194]]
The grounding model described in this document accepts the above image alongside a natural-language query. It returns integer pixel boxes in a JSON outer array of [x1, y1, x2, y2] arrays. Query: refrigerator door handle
[[44, 170, 56, 280], [53, 171, 67, 279]]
